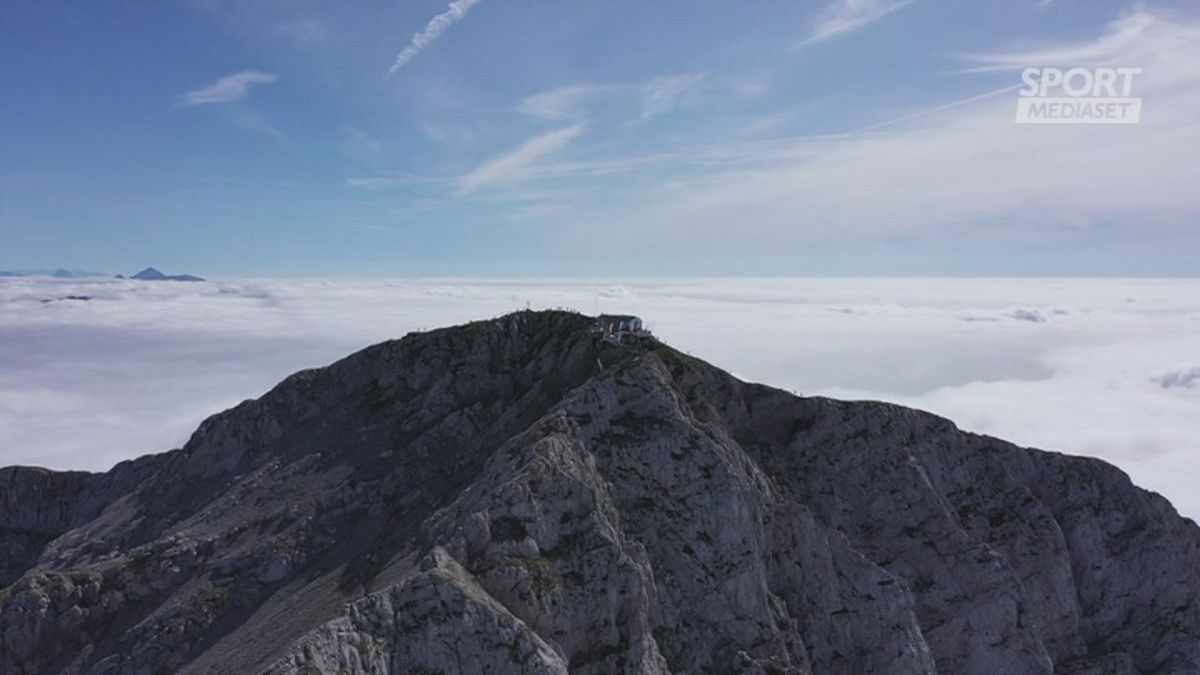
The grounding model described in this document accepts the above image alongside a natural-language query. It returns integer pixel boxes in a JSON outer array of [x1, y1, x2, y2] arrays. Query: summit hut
[[593, 314, 648, 345]]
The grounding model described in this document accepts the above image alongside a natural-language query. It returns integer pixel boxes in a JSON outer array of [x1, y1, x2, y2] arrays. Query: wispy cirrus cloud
[[958, 10, 1191, 72], [341, 127, 384, 161], [457, 125, 584, 194], [518, 84, 621, 121], [345, 172, 438, 190], [640, 73, 707, 119], [176, 70, 278, 107], [517, 73, 707, 122], [802, 0, 915, 45], [556, 9, 1200, 253], [385, 0, 483, 78], [350, 72, 703, 196]]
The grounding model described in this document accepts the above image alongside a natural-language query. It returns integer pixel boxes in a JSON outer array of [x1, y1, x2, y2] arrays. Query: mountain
[[0, 268, 106, 278], [2, 310, 1197, 674], [126, 266, 205, 282]]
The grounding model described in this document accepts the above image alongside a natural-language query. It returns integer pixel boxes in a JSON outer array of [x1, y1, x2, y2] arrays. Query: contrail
[[385, 0, 483, 78]]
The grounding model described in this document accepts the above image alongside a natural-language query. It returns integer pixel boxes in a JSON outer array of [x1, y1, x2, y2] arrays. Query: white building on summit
[[593, 314, 649, 345]]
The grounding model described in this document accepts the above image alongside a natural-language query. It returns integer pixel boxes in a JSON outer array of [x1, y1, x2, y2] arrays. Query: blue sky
[[2, 0, 1197, 276]]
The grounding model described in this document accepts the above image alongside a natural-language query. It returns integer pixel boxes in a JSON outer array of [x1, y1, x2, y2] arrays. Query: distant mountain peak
[[128, 266, 205, 282], [132, 266, 165, 279]]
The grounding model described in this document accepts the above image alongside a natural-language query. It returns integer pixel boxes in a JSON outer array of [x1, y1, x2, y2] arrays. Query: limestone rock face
[[2, 311, 1197, 674]]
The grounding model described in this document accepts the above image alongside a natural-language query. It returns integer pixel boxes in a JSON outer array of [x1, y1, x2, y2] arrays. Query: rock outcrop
[[2, 310, 1197, 674]]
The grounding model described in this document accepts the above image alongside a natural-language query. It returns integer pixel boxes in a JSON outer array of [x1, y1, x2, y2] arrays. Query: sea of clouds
[[1, 276, 1196, 519]]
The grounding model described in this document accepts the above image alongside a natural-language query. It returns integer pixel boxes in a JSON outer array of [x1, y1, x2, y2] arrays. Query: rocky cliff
[[2, 310, 1197, 674]]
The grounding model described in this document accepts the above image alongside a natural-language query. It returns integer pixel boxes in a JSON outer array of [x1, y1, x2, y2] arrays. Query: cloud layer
[[2, 276, 1198, 520]]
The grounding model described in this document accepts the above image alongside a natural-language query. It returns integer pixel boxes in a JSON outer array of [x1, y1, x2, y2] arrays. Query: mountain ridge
[[2, 310, 1197, 674]]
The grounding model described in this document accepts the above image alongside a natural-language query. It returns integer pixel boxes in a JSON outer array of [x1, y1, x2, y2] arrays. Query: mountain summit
[[124, 266, 205, 282], [2, 311, 1197, 674]]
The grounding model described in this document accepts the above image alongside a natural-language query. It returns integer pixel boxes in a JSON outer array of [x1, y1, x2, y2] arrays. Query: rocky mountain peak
[[2, 310, 1197, 674]]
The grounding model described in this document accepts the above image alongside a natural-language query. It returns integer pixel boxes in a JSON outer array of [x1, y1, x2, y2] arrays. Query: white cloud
[[2, 277, 1198, 521], [344, 172, 429, 190], [385, 0, 483, 78], [458, 125, 584, 194], [176, 70, 278, 107], [959, 10, 1193, 72], [518, 84, 619, 121], [640, 73, 707, 119], [517, 73, 705, 122], [803, 0, 916, 44], [341, 127, 385, 161]]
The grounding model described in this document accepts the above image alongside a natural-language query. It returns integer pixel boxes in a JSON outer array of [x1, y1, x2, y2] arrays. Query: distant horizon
[[4, 268, 1200, 280]]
